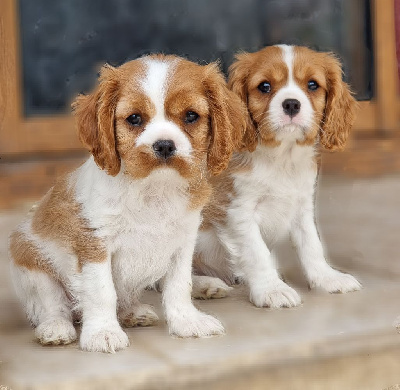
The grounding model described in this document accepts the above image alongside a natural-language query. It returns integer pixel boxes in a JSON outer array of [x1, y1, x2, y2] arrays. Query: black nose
[[282, 99, 301, 117], [152, 140, 176, 159]]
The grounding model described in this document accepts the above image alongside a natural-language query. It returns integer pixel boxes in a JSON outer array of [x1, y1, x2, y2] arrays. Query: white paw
[[250, 279, 302, 308], [169, 310, 225, 338], [309, 268, 362, 293], [80, 322, 129, 353], [120, 304, 159, 328], [192, 275, 233, 300], [35, 317, 77, 345]]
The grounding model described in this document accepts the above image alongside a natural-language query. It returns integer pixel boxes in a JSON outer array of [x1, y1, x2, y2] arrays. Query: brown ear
[[72, 64, 121, 176], [320, 54, 358, 151], [203, 62, 250, 176], [228, 52, 258, 152]]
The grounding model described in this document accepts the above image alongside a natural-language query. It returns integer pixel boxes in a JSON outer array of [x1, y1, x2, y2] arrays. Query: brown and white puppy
[[9, 55, 247, 352], [194, 45, 361, 308]]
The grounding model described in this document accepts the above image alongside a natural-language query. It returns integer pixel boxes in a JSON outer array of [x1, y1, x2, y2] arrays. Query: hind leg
[[112, 252, 159, 328], [11, 264, 77, 345], [192, 275, 232, 299], [118, 297, 159, 328], [192, 229, 234, 299]]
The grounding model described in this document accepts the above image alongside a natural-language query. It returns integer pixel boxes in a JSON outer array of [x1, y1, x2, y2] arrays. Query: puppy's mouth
[[123, 146, 194, 180], [265, 110, 309, 132], [279, 113, 307, 127], [269, 120, 309, 135], [281, 122, 308, 132]]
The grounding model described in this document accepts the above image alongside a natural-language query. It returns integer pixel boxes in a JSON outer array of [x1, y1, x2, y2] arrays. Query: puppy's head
[[72, 55, 247, 178], [228, 45, 357, 150]]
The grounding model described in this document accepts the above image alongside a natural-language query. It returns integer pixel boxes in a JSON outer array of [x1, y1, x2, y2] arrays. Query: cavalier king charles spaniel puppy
[[9, 54, 247, 352], [193, 45, 362, 308]]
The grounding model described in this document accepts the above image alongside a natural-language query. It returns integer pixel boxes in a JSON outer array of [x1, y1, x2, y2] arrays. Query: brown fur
[[202, 62, 250, 175], [318, 53, 358, 150], [9, 230, 56, 276], [31, 177, 108, 270], [200, 154, 252, 229], [72, 64, 124, 176], [228, 47, 287, 148]]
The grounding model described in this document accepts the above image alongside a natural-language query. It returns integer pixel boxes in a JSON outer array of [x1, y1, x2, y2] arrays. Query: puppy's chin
[[273, 123, 317, 144], [121, 146, 194, 180]]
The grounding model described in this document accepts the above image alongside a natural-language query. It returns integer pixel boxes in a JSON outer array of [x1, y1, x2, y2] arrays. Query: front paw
[[169, 310, 225, 338], [309, 268, 362, 293], [250, 279, 302, 308], [35, 317, 77, 345], [120, 304, 159, 328], [80, 322, 129, 353]]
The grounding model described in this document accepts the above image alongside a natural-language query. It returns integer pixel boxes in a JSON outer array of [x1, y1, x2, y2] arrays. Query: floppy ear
[[320, 54, 358, 151], [72, 64, 121, 176], [203, 62, 250, 176], [228, 53, 258, 152]]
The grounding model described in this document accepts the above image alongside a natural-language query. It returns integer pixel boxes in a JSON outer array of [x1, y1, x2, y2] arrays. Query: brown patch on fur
[[72, 64, 127, 176], [319, 53, 358, 151], [163, 58, 250, 176], [229, 47, 290, 148], [200, 154, 252, 229], [10, 230, 56, 276], [292, 46, 357, 149], [116, 93, 156, 124], [229, 48, 282, 147], [292, 47, 331, 147], [120, 144, 194, 180], [31, 176, 108, 271], [188, 175, 212, 211], [202, 63, 250, 174], [200, 174, 234, 230]]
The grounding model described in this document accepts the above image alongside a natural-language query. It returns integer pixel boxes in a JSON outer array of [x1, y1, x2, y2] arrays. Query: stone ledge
[[1, 174, 400, 390]]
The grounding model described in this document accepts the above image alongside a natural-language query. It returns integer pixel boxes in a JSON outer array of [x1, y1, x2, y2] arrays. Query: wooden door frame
[[0, 0, 398, 157], [0, 0, 80, 156]]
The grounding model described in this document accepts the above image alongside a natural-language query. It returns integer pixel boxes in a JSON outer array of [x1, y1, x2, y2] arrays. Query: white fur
[[10, 263, 77, 344], [10, 58, 224, 352], [195, 46, 361, 308], [141, 59, 170, 121]]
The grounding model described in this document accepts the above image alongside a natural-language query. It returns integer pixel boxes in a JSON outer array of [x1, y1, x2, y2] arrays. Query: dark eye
[[258, 82, 271, 93], [308, 80, 319, 91], [185, 111, 199, 124], [126, 114, 142, 126]]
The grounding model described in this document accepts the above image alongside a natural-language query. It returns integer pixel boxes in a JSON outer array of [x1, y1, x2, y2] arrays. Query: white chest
[[110, 201, 193, 287], [232, 144, 317, 242], [76, 164, 199, 286]]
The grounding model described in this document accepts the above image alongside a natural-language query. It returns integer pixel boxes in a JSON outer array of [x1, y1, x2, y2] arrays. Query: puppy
[[9, 54, 247, 352], [193, 45, 362, 308]]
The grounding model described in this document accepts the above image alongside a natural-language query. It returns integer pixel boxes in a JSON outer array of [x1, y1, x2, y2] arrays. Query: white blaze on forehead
[[136, 57, 192, 155], [268, 45, 314, 132], [141, 58, 174, 120], [276, 44, 294, 86]]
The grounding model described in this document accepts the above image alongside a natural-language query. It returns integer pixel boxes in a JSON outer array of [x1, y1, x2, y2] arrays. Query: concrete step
[[1, 174, 400, 390]]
